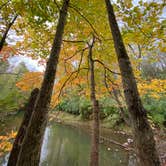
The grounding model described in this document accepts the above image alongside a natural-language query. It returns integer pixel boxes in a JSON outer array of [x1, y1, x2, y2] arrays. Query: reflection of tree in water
[[40, 123, 130, 166]]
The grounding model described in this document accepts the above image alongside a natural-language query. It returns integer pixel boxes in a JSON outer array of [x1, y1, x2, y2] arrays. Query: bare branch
[[0, 14, 18, 51], [104, 69, 130, 126], [0, 72, 20, 75], [128, 44, 136, 56], [57, 67, 88, 98], [0, 0, 11, 10], [75, 47, 87, 78], [137, 44, 142, 58], [62, 39, 85, 43], [53, 0, 60, 11], [64, 47, 88, 61], [100, 136, 134, 152], [93, 59, 120, 75]]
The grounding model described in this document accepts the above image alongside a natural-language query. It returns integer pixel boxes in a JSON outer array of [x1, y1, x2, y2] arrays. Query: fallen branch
[[100, 136, 135, 152]]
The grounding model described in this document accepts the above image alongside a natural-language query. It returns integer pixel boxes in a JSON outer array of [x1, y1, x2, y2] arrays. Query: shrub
[[79, 97, 92, 119], [100, 97, 118, 117], [55, 96, 80, 115], [143, 95, 166, 126]]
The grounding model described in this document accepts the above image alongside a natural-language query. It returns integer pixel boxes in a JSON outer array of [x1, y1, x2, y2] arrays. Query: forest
[[0, 0, 165, 166]]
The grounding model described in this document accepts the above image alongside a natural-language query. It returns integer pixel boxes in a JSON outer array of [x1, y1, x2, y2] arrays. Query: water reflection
[[40, 123, 129, 166], [0, 121, 132, 166]]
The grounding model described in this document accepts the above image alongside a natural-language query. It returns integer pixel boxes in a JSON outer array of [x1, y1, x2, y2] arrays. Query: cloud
[[8, 55, 45, 72]]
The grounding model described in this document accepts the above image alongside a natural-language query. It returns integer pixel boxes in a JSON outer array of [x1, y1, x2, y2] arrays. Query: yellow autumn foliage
[[138, 79, 166, 99]]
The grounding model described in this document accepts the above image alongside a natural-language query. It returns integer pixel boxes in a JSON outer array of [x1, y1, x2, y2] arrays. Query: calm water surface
[[40, 123, 130, 166], [0, 116, 135, 166]]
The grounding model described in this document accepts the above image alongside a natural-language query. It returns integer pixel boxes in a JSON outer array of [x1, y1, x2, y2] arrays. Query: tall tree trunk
[[104, 1, 160, 166], [7, 88, 39, 166], [88, 37, 100, 166], [16, 1, 70, 166], [0, 15, 18, 52]]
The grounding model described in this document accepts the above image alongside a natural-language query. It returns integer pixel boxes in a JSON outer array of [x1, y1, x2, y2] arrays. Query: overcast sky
[[8, 56, 45, 72]]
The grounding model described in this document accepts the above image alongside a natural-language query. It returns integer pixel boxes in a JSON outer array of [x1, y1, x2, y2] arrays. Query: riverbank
[[49, 111, 131, 131], [49, 111, 166, 165], [49, 111, 132, 140]]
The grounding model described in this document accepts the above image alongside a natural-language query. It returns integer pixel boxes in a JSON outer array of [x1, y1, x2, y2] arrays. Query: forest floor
[[49, 111, 166, 165]]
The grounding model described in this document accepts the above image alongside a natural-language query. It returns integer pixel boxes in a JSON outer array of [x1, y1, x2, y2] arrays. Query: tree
[[0, 0, 20, 52], [0, 15, 18, 52], [0, 61, 29, 115], [7, 88, 39, 166], [105, 0, 160, 165], [88, 36, 100, 166], [16, 0, 70, 165]]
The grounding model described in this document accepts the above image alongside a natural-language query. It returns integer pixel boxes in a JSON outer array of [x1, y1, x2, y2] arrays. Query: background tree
[[105, 0, 160, 165], [7, 88, 39, 166], [88, 36, 100, 166]]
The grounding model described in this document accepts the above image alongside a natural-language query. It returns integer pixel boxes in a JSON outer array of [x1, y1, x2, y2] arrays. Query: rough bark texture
[[105, 0, 160, 166], [7, 88, 39, 166], [0, 15, 17, 52], [16, 1, 70, 166], [88, 39, 100, 166]]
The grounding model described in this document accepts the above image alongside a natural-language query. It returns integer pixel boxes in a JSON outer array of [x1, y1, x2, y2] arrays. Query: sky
[[6, 30, 45, 72], [8, 56, 45, 72]]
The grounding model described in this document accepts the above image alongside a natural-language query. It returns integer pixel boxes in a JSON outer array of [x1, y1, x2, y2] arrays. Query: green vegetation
[[0, 61, 29, 115], [143, 96, 166, 126]]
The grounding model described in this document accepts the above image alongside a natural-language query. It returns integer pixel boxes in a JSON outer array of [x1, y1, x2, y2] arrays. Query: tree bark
[[104, 1, 160, 166], [88, 37, 100, 166], [0, 15, 18, 52], [7, 88, 39, 166], [16, 1, 70, 166]]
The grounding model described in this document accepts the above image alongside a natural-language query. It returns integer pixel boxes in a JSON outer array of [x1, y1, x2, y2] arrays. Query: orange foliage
[[16, 72, 43, 91], [51, 75, 87, 108], [0, 130, 17, 157], [0, 46, 17, 61]]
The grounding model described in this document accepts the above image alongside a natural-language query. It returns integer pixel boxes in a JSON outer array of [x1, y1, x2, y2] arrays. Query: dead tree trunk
[[88, 37, 100, 166], [7, 88, 39, 166], [16, 1, 70, 166], [0, 15, 18, 52], [105, 1, 160, 166]]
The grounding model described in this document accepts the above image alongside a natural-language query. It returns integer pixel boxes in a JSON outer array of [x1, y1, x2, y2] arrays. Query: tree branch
[[57, 67, 88, 98], [0, 72, 20, 75], [93, 59, 120, 75], [64, 47, 88, 61], [0, 0, 11, 10], [62, 39, 85, 43], [0, 14, 18, 51]]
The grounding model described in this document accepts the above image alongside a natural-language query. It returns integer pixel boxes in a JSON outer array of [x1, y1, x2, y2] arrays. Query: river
[[0, 116, 135, 166]]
